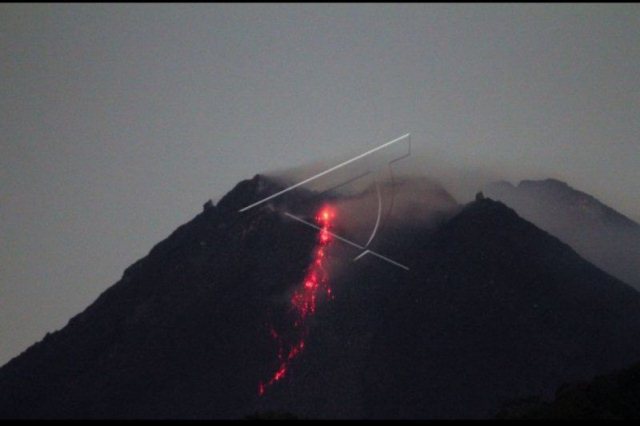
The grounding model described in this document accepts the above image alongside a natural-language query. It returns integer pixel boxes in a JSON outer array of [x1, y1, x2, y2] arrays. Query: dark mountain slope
[[2, 176, 640, 419], [485, 179, 640, 289], [498, 359, 640, 419], [0, 175, 321, 419], [356, 199, 640, 418]]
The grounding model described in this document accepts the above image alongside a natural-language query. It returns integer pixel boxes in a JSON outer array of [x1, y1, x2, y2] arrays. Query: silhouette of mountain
[[485, 179, 640, 289], [498, 359, 640, 419], [2, 175, 640, 419]]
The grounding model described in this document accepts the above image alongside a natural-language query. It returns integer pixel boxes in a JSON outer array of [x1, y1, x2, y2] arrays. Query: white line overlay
[[238, 133, 410, 213], [238, 134, 412, 271], [284, 212, 410, 271]]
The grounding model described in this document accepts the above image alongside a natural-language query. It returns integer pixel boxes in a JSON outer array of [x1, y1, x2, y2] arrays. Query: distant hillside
[[485, 179, 640, 289]]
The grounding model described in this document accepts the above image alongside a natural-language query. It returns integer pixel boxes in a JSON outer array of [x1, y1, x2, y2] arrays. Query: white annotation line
[[238, 133, 411, 213], [354, 250, 410, 271], [284, 212, 364, 250], [284, 212, 410, 271]]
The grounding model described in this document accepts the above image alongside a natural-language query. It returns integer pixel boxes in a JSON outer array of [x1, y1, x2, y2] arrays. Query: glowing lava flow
[[258, 206, 335, 396]]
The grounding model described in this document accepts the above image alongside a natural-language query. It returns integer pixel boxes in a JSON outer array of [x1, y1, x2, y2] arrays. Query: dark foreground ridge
[[498, 359, 640, 419], [2, 175, 640, 419]]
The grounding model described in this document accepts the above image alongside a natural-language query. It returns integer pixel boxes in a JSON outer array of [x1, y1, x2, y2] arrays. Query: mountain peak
[[489, 178, 638, 229], [485, 178, 640, 290], [3, 175, 640, 419], [216, 174, 276, 212], [518, 178, 569, 189]]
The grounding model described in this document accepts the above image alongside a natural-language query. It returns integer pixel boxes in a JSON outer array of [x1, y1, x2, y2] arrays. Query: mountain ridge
[[485, 178, 640, 289], [2, 175, 640, 419]]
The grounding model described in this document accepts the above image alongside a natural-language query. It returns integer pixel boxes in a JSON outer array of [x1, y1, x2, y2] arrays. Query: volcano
[[2, 174, 640, 419], [485, 179, 640, 290]]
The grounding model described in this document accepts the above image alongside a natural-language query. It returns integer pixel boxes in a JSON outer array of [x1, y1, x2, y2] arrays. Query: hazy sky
[[1, 4, 639, 366]]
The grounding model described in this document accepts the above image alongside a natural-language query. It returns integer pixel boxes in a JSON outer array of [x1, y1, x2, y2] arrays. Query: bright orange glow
[[259, 204, 335, 396]]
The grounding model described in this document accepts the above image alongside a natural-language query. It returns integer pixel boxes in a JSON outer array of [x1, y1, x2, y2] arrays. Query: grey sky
[[1, 4, 639, 366]]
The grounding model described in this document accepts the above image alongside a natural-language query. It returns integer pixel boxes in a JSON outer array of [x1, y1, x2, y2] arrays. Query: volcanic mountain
[[485, 179, 640, 290], [2, 174, 640, 419]]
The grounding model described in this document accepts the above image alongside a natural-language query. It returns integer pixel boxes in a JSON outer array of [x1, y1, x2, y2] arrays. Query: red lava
[[259, 206, 335, 396]]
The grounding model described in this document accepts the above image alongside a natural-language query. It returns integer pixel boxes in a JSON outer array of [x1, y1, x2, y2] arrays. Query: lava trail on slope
[[259, 206, 336, 396]]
